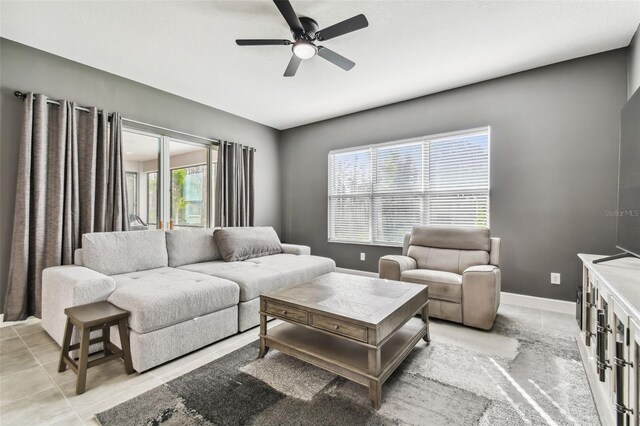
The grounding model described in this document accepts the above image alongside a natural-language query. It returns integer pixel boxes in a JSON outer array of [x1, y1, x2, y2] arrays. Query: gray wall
[[0, 39, 282, 313], [280, 49, 628, 302], [629, 24, 640, 98], [0, 38, 631, 307]]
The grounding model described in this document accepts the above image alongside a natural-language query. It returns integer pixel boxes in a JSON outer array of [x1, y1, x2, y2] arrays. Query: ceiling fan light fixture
[[235, 1, 368, 76], [292, 40, 317, 60]]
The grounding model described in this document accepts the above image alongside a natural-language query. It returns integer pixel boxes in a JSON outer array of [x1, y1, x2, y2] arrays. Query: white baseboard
[[335, 267, 576, 315], [336, 267, 378, 278], [500, 291, 575, 314]]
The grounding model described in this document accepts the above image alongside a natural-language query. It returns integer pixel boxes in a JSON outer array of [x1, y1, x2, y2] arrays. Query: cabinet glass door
[[586, 278, 597, 348], [603, 298, 610, 363], [597, 290, 612, 388], [630, 318, 640, 426], [611, 299, 634, 426]]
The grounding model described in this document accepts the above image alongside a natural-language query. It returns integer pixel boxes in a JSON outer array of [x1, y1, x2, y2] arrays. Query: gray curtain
[[215, 141, 255, 227], [4, 93, 128, 321]]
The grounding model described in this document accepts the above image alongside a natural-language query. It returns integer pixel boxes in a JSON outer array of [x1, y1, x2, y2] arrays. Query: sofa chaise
[[379, 226, 501, 330], [42, 227, 335, 372]]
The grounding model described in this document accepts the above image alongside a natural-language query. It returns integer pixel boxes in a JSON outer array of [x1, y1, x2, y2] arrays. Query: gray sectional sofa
[[41, 227, 335, 372]]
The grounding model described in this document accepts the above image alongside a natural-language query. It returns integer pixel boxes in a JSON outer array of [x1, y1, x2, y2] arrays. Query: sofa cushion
[[409, 226, 490, 251], [82, 230, 168, 276], [177, 260, 260, 277], [74, 249, 84, 266], [406, 246, 489, 275], [166, 228, 222, 267], [179, 255, 336, 301], [108, 267, 239, 334], [406, 246, 430, 270], [401, 269, 462, 303], [459, 250, 490, 273], [242, 254, 335, 299], [214, 227, 282, 262], [247, 253, 336, 275], [423, 247, 459, 274], [178, 261, 280, 301]]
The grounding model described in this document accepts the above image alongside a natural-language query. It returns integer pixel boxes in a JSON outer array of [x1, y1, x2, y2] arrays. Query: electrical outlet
[[550, 273, 561, 285], [360, 252, 366, 261]]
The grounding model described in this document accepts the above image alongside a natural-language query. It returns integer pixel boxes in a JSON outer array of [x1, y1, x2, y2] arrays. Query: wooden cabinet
[[578, 254, 640, 426]]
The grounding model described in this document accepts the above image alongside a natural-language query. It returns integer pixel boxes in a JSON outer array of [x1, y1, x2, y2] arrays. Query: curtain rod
[[14, 90, 99, 114], [13, 90, 256, 150], [122, 118, 219, 144]]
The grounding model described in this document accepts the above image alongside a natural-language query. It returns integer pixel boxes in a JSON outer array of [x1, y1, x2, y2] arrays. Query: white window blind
[[328, 128, 489, 246]]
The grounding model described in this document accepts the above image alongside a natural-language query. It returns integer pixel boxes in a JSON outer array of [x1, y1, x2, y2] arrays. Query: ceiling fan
[[236, 0, 369, 77]]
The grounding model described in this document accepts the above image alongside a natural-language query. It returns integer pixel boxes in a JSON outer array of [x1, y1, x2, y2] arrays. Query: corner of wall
[[628, 23, 640, 99]]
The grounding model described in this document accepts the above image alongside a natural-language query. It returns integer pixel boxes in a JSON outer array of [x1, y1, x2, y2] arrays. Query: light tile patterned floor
[[0, 306, 579, 426]]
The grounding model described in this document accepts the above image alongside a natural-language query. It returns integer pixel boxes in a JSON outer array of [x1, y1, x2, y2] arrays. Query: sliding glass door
[[122, 130, 161, 230], [122, 129, 218, 230], [168, 139, 209, 228]]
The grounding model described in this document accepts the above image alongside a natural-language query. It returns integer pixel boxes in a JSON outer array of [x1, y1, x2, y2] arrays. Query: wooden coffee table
[[259, 272, 429, 409]]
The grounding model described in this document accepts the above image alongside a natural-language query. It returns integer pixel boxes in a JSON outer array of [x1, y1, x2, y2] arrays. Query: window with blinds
[[328, 128, 489, 246]]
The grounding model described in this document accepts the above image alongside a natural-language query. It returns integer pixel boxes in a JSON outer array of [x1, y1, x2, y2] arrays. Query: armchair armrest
[[281, 243, 311, 256], [489, 237, 501, 266], [462, 265, 501, 330], [41, 266, 116, 346], [379, 255, 417, 281]]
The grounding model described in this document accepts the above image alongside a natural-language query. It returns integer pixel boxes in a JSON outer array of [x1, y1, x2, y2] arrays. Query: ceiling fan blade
[[273, 0, 304, 34], [236, 39, 291, 46], [317, 47, 355, 71], [316, 14, 368, 41], [284, 55, 302, 77]]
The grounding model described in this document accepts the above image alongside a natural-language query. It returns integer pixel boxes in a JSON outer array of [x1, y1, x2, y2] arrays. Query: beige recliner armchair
[[379, 226, 501, 330]]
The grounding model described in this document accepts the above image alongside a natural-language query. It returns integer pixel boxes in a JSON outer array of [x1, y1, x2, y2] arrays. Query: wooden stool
[[58, 301, 134, 394]]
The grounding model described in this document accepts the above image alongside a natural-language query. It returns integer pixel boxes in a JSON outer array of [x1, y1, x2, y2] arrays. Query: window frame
[[146, 171, 158, 226], [125, 171, 139, 216], [327, 127, 490, 247]]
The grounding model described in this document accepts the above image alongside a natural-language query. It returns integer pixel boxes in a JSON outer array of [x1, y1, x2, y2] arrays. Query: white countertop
[[579, 253, 640, 320]]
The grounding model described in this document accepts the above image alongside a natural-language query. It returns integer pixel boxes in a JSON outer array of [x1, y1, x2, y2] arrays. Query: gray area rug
[[97, 309, 599, 425]]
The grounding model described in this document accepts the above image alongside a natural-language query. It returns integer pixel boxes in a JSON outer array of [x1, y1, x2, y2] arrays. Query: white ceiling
[[2, 1, 639, 130]]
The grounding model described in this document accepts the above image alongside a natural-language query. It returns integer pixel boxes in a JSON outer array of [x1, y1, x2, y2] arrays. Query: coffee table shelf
[[263, 318, 427, 385]]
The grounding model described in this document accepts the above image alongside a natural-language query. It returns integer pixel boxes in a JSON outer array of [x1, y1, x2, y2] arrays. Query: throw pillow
[[214, 226, 283, 262]]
